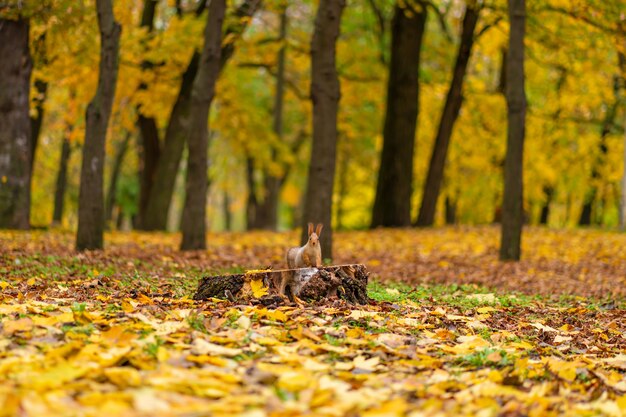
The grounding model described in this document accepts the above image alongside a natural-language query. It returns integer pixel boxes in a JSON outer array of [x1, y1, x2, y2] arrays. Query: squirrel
[[280, 223, 323, 300], [286, 223, 323, 268]]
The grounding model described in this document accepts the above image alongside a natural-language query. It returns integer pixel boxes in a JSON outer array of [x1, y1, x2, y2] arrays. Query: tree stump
[[194, 264, 370, 305]]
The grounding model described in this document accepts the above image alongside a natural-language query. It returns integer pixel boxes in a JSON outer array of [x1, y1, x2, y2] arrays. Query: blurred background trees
[[0, 0, 625, 259]]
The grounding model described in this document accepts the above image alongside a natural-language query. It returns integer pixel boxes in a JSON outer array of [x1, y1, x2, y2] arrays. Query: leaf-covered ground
[[1, 227, 625, 416]]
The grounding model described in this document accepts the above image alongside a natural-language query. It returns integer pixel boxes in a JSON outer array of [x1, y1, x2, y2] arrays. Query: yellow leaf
[[264, 309, 287, 322], [250, 279, 268, 298], [277, 371, 313, 392], [121, 300, 135, 313], [104, 367, 142, 388], [3, 317, 33, 335]]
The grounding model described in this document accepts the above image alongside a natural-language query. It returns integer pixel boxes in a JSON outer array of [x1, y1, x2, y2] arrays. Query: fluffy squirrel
[[286, 223, 323, 268], [280, 223, 323, 300]]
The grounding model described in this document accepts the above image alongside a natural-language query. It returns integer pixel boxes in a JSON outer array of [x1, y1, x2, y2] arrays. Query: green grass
[[367, 281, 539, 309], [455, 348, 513, 369], [367, 281, 626, 310]]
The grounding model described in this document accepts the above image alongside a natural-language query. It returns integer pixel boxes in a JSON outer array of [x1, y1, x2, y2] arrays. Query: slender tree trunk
[[617, 47, 626, 231], [539, 186, 553, 225], [137, 116, 160, 227], [76, 0, 121, 250], [246, 156, 258, 229], [143, 0, 262, 231], [0, 18, 32, 230], [335, 146, 349, 230], [621, 111, 626, 230], [371, 1, 427, 228], [223, 190, 232, 231], [29, 32, 48, 179], [416, 4, 479, 227], [30, 79, 47, 175], [106, 132, 131, 223], [52, 131, 72, 225], [180, 0, 226, 250], [136, 0, 160, 229], [251, 8, 288, 231], [499, 0, 526, 261], [579, 76, 619, 226], [445, 195, 457, 225], [300, 0, 346, 260], [143, 53, 198, 230]]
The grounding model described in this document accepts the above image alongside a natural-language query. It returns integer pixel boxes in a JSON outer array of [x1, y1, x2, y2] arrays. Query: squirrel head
[[307, 223, 323, 247]]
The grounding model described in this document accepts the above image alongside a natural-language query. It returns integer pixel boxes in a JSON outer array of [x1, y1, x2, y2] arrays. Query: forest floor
[[0, 227, 625, 416]]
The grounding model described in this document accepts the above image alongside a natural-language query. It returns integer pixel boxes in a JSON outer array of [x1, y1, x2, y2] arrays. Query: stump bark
[[194, 264, 369, 305]]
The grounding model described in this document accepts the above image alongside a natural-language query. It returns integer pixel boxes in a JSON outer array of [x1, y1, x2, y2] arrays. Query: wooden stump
[[194, 264, 370, 305]]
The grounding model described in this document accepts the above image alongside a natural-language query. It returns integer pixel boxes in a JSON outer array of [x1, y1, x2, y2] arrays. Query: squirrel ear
[[316, 223, 323, 236], [308, 223, 314, 236]]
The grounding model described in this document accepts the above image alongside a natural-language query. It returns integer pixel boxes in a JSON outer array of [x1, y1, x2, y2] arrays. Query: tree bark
[[0, 18, 32, 230], [249, 8, 288, 231], [223, 190, 232, 231], [76, 0, 121, 250], [143, 0, 263, 231], [137, 115, 160, 227], [620, 51, 626, 231], [106, 133, 131, 223], [416, 4, 479, 227], [445, 195, 457, 224], [578, 76, 619, 226], [194, 264, 370, 305], [29, 32, 48, 179], [300, 0, 346, 260], [539, 186, 553, 225], [621, 109, 626, 231], [371, 1, 427, 228], [135, 0, 160, 229], [246, 156, 258, 229], [52, 131, 72, 225], [335, 146, 349, 230], [143, 53, 198, 231], [499, 0, 526, 261], [180, 0, 226, 250]]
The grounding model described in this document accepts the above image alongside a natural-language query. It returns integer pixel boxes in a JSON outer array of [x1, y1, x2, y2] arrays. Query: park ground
[[0, 227, 625, 416]]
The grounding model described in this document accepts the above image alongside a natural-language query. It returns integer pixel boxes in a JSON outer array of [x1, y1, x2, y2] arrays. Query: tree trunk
[[76, 0, 121, 251], [143, 53, 198, 231], [371, 1, 427, 228], [246, 156, 258, 229], [137, 115, 160, 228], [539, 186, 553, 225], [300, 0, 346, 260], [335, 146, 349, 230], [579, 76, 619, 226], [499, 0, 526, 261], [620, 52, 626, 231], [30, 79, 47, 176], [445, 195, 457, 225], [143, 0, 262, 231], [416, 4, 479, 227], [621, 110, 626, 230], [52, 132, 72, 225], [223, 190, 232, 231], [106, 133, 131, 224], [135, 0, 160, 229], [0, 18, 32, 230], [194, 264, 370, 305], [253, 8, 288, 231], [29, 32, 48, 180], [180, 0, 226, 250]]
